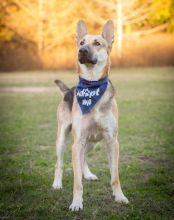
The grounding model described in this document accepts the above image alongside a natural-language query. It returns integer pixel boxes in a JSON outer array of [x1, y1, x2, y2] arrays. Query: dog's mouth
[[78, 55, 97, 65]]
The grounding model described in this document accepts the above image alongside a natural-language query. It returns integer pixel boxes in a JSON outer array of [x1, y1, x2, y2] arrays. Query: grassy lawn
[[0, 67, 174, 220]]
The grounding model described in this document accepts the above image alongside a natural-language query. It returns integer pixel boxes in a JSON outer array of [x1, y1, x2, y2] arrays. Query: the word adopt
[[76, 77, 108, 114]]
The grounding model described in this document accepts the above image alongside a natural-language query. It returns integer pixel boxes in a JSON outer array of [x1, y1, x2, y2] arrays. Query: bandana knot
[[76, 77, 108, 114]]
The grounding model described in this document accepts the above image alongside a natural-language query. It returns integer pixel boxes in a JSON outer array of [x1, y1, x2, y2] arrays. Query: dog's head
[[76, 20, 114, 80]]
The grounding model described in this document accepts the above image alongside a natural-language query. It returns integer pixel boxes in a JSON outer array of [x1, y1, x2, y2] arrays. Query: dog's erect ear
[[76, 20, 87, 44], [102, 20, 114, 46]]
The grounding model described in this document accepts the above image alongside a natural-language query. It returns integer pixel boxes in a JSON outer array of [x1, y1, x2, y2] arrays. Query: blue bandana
[[76, 77, 108, 114]]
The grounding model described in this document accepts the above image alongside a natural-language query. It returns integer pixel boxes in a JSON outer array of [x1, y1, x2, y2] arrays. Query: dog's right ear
[[76, 20, 87, 44]]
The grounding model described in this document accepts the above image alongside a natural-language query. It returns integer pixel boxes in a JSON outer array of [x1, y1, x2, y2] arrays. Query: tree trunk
[[116, 0, 123, 57], [38, 0, 44, 56]]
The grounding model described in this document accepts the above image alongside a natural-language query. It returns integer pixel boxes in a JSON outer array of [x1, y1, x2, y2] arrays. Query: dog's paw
[[115, 193, 129, 204], [52, 180, 62, 190], [69, 199, 83, 211], [84, 173, 98, 181]]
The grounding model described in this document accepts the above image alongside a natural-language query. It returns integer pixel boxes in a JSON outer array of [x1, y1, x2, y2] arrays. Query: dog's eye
[[80, 41, 84, 45], [94, 41, 100, 46]]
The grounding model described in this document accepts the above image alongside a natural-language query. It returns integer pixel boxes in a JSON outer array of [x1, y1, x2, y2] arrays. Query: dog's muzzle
[[78, 46, 97, 65]]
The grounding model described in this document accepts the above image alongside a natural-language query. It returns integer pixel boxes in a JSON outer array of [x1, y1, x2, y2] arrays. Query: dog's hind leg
[[83, 143, 98, 180], [83, 159, 98, 180]]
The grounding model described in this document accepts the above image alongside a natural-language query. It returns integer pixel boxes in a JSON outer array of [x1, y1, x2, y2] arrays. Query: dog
[[52, 20, 129, 211]]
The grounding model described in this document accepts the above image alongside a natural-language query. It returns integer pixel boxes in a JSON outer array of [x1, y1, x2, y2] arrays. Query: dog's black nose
[[79, 46, 89, 54]]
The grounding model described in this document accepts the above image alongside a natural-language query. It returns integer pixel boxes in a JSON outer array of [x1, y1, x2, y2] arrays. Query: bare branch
[[84, 1, 106, 25], [123, 14, 148, 25], [13, 0, 37, 17], [57, 1, 77, 17], [123, 23, 169, 38], [122, 4, 150, 22], [94, 0, 115, 11], [44, 23, 76, 51], [4, 25, 35, 44]]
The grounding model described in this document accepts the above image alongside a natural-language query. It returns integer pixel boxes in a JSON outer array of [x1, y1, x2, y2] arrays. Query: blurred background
[[0, 1, 174, 219], [0, 0, 174, 71]]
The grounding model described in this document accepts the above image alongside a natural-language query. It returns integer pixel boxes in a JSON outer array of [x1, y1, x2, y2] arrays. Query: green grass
[[0, 67, 174, 220]]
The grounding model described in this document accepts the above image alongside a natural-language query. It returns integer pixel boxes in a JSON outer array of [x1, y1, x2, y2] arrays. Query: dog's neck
[[77, 59, 110, 81]]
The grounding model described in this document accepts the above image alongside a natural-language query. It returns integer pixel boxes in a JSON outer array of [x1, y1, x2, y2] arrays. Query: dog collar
[[76, 77, 108, 114]]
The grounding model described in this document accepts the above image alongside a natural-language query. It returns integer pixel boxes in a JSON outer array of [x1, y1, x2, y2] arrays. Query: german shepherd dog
[[53, 20, 129, 211]]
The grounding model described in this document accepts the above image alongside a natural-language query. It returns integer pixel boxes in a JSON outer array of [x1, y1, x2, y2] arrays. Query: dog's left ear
[[76, 20, 87, 44], [102, 20, 114, 47]]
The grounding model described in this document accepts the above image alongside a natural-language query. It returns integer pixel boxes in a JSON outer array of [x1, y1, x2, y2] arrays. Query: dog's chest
[[72, 82, 117, 141], [73, 103, 117, 143]]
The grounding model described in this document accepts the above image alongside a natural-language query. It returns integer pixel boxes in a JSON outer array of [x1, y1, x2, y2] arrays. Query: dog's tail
[[54, 79, 70, 96]]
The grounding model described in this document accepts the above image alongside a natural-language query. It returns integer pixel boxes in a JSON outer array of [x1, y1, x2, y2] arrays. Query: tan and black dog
[[52, 20, 129, 211]]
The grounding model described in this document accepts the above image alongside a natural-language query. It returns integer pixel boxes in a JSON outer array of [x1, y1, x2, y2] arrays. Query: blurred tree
[[0, 0, 173, 68], [0, 0, 16, 46], [143, 0, 173, 25], [116, 0, 174, 55]]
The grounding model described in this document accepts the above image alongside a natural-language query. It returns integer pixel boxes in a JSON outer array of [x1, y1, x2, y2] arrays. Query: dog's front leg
[[106, 137, 129, 204], [53, 124, 69, 190], [69, 140, 85, 211]]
